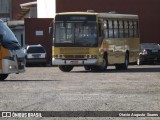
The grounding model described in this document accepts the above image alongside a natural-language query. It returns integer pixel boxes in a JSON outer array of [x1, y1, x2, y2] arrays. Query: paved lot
[[0, 65, 160, 120]]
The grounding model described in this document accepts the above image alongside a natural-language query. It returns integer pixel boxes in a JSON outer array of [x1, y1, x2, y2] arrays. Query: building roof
[[16, 1, 37, 20], [20, 1, 37, 8]]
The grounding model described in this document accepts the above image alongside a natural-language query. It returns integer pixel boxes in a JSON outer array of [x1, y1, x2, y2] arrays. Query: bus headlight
[[9, 65, 16, 70], [92, 55, 97, 59], [85, 55, 97, 59], [54, 54, 63, 59]]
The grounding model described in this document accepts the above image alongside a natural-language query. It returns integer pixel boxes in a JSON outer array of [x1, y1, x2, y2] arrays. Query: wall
[[56, 0, 160, 44], [25, 18, 53, 63]]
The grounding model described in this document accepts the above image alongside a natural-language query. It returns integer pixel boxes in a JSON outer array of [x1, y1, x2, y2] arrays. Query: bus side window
[[108, 20, 114, 38], [114, 20, 118, 38], [106, 20, 109, 38], [129, 21, 134, 37], [103, 20, 109, 39], [136, 21, 139, 37], [124, 21, 129, 38], [119, 20, 124, 38], [134, 21, 139, 37]]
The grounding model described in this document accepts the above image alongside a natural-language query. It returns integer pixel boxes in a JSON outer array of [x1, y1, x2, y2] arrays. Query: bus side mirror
[[0, 34, 3, 43]]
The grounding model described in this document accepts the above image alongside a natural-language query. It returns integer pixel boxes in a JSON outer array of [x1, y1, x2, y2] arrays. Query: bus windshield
[[0, 20, 21, 50], [54, 22, 98, 47]]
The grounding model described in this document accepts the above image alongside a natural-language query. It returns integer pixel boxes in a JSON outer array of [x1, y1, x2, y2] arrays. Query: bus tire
[[116, 53, 129, 70], [84, 66, 91, 71], [0, 74, 8, 81], [59, 65, 73, 72], [91, 54, 108, 71], [123, 53, 129, 70], [99, 54, 108, 71]]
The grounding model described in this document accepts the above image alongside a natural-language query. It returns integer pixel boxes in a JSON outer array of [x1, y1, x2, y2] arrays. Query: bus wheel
[[123, 53, 129, 70], [116, 53, 129, 70], [0, 74, 8, 81], [124, 53, 129, 70], [59, 66, 73, 72], [91, 56, 108, 71], [84, 66, 91, 71], [98, 56, 108, 71]]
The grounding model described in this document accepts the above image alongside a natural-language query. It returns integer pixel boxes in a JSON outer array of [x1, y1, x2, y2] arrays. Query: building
[[0, 0, 36, 48], [0, 0, 35, 20], [12, 0, 36, 20], [0, 0, 11, 21]]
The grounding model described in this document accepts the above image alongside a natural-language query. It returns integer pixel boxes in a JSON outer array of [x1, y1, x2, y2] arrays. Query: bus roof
[[98, 13, 138, 20], [56, 12, 138, 20]]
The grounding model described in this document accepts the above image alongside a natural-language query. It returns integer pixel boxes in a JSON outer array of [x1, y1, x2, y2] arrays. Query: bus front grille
[[60, 48, 89, 54], [63, 55, 86, 59]]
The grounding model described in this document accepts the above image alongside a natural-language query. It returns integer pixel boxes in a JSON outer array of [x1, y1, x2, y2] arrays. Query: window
[[134, 21, 139, 37], [119, 20, 124, 38], [108, 20, 114, 38], [55, 23, 74, 43], [113, 20, 119, 38], [124, 21, 129, 38], [101, 19, 139, 39], [0, 0, 10, 13], [55, 22, 97, 47], [27, 47, 45, 53], [129, 21, 134, 37]]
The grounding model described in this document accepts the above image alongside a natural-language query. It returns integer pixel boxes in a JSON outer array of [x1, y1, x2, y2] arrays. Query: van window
[[27, 47, 45, 53]]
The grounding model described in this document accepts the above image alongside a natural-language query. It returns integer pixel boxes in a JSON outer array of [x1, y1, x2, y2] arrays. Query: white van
[[25, 44, 47, 66]]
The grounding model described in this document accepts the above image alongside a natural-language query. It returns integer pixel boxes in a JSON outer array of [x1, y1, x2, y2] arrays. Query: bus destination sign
[[55, 15, 96, 21]]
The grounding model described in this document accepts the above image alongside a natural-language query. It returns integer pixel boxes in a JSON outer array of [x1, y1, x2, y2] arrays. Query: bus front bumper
[[52, 58, 98, 65], [2, 58, 25, 74]]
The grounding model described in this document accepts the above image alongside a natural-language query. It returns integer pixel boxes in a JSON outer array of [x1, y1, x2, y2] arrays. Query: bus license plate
[[70, 60, 78, 64]]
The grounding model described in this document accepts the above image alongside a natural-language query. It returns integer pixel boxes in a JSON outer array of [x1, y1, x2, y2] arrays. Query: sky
[[37, 0, 56, 18]]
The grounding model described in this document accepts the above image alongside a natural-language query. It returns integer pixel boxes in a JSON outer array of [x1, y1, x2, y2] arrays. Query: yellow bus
[[52, 11, 140, 72], [0, 20, 25, 80]]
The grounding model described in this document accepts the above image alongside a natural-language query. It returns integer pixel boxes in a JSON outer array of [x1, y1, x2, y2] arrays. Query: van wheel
[[0, 74, 8, 81], [59, 66, 73, 72]]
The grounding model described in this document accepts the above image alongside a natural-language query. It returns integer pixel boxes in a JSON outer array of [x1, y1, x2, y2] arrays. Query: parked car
[[137, 43, 160, 65], [25, 44, 47, 66]]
